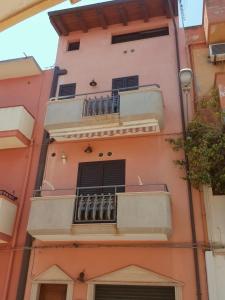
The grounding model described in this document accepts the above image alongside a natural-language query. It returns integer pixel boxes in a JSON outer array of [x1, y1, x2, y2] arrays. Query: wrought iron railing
[[0, 190, 17, 201], [33, 183, 168, 224], [48, 83, 161, 118], [73, 184, 168, 224], [74, 193, 117, 223], [83, 94, 120, 117]]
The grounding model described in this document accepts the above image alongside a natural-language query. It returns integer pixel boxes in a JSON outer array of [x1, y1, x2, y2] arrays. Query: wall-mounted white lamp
[[179, 68, 193, 92], [180, 68, 193, 127], [61, 152, 68, 164]]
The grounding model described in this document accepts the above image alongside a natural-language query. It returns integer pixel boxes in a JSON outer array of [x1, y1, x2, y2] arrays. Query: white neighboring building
[[203, 186, 225, 300]]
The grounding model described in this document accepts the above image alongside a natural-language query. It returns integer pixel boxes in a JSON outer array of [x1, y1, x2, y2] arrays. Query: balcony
[[0, 106, 35, 149], [0, 190, 17, 243], [44, 85, 164, 142], [28, 184, 172, 241]]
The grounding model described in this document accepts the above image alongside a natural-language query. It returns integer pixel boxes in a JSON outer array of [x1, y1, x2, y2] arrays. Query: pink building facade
[[25, 1, 208, 300], [0, 57, 52, 300]]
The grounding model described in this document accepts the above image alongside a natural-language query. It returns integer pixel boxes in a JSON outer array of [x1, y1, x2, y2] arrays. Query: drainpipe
[[167, 1, 202, 299], [16, 131, 50, 300], [49, 66, 67, 98], [16, 66, 67, 300]]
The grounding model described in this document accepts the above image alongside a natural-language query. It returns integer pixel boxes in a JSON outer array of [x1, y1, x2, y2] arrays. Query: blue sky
[[0, 0, 203, 69]]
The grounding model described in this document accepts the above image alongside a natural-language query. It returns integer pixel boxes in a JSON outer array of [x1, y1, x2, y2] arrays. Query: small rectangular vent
[[112, 27, 169, 44], [209, 43, 225, 63]]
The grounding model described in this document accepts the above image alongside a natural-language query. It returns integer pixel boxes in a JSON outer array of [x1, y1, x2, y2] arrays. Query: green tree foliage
[[167, 89, 225, 194]]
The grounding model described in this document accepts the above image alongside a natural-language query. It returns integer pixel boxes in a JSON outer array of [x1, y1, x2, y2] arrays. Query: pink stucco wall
[[25, 15, 207, 300], [25, 246, 208, 300], [55, 18, 186, 134], [42, 135, 205, 243], [0, 70, 52, 299]]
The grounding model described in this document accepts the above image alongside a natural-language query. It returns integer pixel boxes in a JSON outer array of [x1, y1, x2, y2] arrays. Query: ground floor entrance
[[95, 284, 175, 300], [39, 284, 67, 300]]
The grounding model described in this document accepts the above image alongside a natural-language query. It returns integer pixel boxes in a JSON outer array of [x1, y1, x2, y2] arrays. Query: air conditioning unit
[[209, 43, 225, 63]]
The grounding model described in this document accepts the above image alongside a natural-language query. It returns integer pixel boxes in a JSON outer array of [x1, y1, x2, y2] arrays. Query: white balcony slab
[[0, 196, 17, 243], [0, 106, 34, 149]]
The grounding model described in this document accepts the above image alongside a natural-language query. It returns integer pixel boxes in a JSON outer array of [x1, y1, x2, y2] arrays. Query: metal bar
[[82, 95, 120, 117], [33, 183, 169, 196], [49, 83, 160, 101], [74, 193, 117, 223]]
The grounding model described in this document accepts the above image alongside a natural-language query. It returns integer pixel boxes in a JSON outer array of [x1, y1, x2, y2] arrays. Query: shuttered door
[[77, 161, 104, 195], [95, 285, 176, 300], [77, 160, 125, 195], [102, 160, 125, 194]]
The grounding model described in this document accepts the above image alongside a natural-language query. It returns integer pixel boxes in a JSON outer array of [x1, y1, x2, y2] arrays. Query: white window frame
[[30, 265, 73, 300], [86, 265, 183, 300]]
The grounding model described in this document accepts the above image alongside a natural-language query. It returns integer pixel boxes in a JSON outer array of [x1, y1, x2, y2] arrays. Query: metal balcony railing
[[48, 83, 161, 118], [0, 190, 17, 201], [83, 94, 120, 117], [75, 193, 117, 223], [33, 183, 168, 197], [49, 84, 160, 102], [32, 184, 168, 224], [74, 184, 168, 224]]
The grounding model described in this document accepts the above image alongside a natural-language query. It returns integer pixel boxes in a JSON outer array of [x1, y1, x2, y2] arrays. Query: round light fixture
[[89, 79, 97, 87], [179, 68, 193, 92]]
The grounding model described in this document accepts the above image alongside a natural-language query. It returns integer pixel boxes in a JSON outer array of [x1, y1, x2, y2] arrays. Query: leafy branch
[[167, 89, 225, 194]]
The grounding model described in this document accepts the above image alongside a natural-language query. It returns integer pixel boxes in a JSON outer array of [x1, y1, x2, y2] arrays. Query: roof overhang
[[0, 57, 42, 80], [0, 0, 80, 32], [49, 0, 178, 36]]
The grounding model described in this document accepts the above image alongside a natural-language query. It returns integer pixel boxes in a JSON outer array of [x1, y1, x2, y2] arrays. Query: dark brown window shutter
[[95, 285, 176, 300], [77, 160, 125, 195]]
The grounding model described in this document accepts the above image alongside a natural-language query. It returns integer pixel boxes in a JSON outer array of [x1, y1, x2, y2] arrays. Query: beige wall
[[191, 46, 225, 97], [204, 0, 225, 43]]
